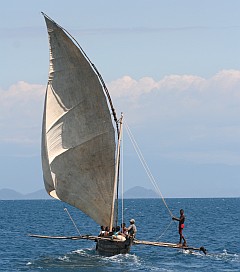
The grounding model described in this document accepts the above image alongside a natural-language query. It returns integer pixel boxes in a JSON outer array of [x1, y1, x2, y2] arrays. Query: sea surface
[[0, 198, 239, 271]]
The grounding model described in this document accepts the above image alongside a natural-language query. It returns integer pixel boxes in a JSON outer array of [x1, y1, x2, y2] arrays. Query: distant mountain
[[0, 189, 51, 200], [0, 189, 24, 200], [25, 189, 51, 200], [0, 186, 157, 200], [124, 186, 158, 198]]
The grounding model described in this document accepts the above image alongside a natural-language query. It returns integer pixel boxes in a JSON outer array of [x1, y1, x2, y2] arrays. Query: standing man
[[127, 219, 137, 239], [172, 209, 187, 246]]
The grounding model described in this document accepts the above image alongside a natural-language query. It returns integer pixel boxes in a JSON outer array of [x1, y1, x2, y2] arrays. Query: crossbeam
[[28, 234, 112, 241]]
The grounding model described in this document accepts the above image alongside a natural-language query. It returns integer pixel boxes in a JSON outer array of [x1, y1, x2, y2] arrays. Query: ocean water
[[0, 198, 239, 271]]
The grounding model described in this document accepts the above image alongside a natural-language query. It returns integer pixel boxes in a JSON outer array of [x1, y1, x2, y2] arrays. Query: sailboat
[[30, 13, 207, 256]]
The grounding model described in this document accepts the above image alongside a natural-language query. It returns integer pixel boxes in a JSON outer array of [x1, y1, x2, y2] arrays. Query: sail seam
[[49, 131, 115, 158], [46, 85, 110, 135]]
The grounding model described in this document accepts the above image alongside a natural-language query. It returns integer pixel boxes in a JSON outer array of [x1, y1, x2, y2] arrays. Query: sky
[[1, 0, 240, 197]]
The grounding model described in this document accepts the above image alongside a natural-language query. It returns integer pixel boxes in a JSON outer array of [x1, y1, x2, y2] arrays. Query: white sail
[[42, 15, 116, 227]]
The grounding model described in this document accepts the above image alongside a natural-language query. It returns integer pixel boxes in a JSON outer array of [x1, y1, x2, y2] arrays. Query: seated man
[[111, 226, 126, 241]]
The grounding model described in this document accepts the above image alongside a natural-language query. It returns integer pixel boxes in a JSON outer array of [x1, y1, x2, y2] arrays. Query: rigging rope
[[157, 220, 173, 240], [124, 121, 173, 218], [64, 208, 81, 236]]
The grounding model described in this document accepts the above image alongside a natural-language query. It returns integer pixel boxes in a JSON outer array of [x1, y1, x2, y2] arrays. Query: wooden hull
[[96, 238, 132, 256]]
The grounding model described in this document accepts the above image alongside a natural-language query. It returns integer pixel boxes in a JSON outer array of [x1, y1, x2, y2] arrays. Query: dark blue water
[[0, 198, 239, 271]]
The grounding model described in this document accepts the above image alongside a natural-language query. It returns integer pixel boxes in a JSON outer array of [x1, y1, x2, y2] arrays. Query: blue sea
[[1, 198, 239, 271]]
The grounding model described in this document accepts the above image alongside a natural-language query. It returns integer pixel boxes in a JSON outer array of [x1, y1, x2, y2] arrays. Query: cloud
[[108, 70, 240, 120], [72, 25, 240, 36], [108, 76, 158, 97], [109, 69, 240, 98], [108, 70, 240, 165], [0, 81, 45, 145], [1, 70, 240, 165]]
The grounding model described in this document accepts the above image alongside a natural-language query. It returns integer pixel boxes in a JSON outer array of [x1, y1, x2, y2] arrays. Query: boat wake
[[182, 248, 240, 262], [182, 249, 203, 256], [26, 247, 142, 271], [27, 247, 96, 270], [208, 249, 240, 262]]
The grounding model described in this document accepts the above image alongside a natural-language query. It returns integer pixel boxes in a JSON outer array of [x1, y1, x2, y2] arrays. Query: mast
[[109, 114, 123, 231]]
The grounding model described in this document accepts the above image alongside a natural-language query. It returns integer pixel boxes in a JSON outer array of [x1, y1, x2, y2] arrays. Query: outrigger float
[[30, 13, 207, 256]]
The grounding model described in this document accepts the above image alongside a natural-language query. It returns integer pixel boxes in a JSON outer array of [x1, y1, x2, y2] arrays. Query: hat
[[130, 219, 135, 223]]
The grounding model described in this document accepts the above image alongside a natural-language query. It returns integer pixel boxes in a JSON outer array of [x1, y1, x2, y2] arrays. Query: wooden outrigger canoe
[[32, 13, 207, 257], [28, 234, 207, 255]]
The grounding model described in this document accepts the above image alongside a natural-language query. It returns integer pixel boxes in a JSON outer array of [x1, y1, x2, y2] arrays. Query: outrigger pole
[[133, 239, 207, 255], [28, 234, 207, 255]]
